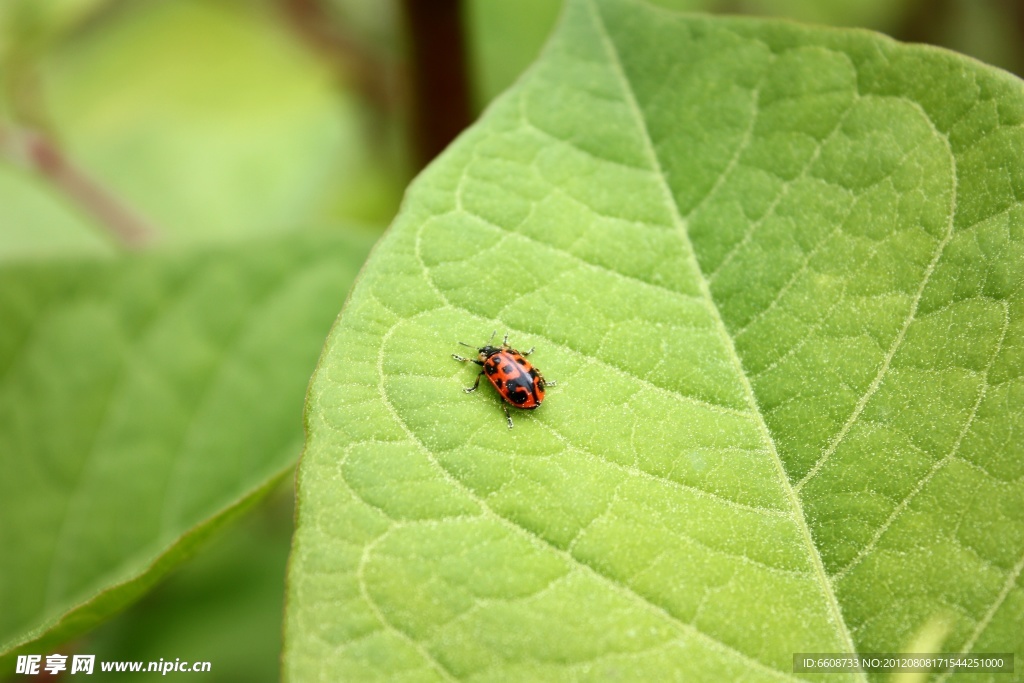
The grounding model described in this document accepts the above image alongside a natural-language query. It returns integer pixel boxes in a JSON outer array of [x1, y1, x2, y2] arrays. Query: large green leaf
[[285, 0, 1024, 679], [0, 231, 371, 657]]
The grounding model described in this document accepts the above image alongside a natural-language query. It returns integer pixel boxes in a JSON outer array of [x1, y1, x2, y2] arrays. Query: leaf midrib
[[585, 0, 863, 665]]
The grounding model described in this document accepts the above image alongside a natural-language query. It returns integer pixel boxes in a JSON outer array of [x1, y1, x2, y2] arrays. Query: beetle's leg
[[535, 371, 555, 387], [452, 353, 483, 365], [464, 370, 484, 394], [503, 405, 513, 429], [522, 346, 535, 356]]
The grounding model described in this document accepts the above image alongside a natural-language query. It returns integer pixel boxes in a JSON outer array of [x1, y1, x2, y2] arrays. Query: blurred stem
[[891, 0, 951, 47], [3, 18, 158, 250], [280, 0, 399, 113], [281, 0, 471, 170], [995, 0, 1024, 76], [0, 127, 157, 249], [401, 0, 472, 169]]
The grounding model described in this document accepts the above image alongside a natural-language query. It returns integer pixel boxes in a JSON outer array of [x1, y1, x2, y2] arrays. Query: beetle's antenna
[[457, 341, 478, 349], [488, 330, 497, 344]]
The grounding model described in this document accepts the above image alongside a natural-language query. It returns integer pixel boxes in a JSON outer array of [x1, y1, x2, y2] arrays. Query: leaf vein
[[795, 102, 959, 493], [832, 300, 1010, 582], [935, 547, 1024, 683], [357, 532, 459, 682], [704, 101, 856, 283], [371, 313, 804, 682], [588, 0, 863, 668]]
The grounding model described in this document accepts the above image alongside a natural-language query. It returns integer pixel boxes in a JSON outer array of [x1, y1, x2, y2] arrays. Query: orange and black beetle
[[452, 331, 555, 429]]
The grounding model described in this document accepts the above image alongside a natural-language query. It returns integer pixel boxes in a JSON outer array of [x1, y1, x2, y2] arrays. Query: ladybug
[[452, 331, 556, 429]]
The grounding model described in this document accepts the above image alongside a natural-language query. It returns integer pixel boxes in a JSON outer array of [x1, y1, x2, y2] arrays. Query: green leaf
[[0, 231, 371, 656], [86, 483, 295, 683], [286, 0, 1024, 679]]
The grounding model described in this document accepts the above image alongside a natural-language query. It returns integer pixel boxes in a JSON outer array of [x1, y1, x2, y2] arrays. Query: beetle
[[452, 331, 555, 429]]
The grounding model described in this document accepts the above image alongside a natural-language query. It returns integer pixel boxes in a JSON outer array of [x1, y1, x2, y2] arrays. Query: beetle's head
[[477, 345, 501, 361]]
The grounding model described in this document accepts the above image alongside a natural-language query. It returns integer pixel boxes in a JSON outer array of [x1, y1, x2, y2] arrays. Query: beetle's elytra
[[452, 331, 555, 429]]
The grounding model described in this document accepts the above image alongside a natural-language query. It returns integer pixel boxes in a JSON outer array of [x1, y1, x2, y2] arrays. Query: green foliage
[[0, 232, 371, 657], [285, 0, 1024, 679], [2, 0, 1023, 678], [0, 0, 389, 674]]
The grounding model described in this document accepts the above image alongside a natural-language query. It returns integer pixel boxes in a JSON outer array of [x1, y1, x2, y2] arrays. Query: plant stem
[[280, 0, 400, 112], [401, 0, 472, 169], [2, 127, 157, 250]]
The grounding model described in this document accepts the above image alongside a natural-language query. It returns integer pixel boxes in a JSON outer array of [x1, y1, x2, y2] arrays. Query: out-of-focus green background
[[4, 0, 1022, 258], [1, 0, 1021, 680]]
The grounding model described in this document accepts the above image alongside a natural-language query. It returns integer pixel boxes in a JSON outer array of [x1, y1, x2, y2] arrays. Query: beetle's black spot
[[528, 368, 539, 379], [510, 388, 529, 404], [502, 363, 514, 375], [484, 363, 497, 375], [493, 377, 504, 390], [515, 356, 528, 366]]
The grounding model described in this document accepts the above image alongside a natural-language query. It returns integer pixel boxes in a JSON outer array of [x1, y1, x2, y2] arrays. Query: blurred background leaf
[[0, 231, 371, 663], [85, 480, 296, 681]]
